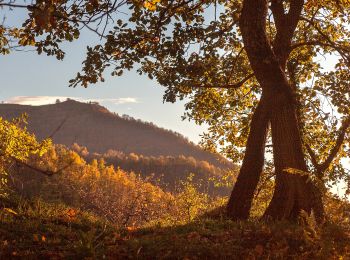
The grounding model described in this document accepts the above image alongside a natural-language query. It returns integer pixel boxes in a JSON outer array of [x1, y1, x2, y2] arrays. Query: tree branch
[[13, 156, 74, 177], [305, 143, 321, 171], [319, 116, 350, 173], [291, 40, 350, 53], [0, 3, 32, 9], [301, 16, 350, 65], [48, 116, 69, 138], [271, 0, 305, 66], [270, 0, 285, 31]]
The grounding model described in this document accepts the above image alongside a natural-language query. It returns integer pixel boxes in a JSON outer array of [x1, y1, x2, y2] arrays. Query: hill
[[0, 99, 231, 169]]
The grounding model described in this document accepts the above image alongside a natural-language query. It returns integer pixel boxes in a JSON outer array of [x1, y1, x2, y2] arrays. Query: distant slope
[[71, 144, 234, 195], [0, 100, 232, 168]]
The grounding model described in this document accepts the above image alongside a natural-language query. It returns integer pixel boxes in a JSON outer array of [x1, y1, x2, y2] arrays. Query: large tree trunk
[[226, 96, 269, 220], [236, 0, 324, 222]]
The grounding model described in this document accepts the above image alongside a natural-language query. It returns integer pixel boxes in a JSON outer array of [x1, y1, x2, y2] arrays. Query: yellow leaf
[[3, 208, 17, 215], [143, 0, 157, 11]]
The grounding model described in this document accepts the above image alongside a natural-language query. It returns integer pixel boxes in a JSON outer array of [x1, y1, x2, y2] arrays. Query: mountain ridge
[[0, 99, 232, 169]]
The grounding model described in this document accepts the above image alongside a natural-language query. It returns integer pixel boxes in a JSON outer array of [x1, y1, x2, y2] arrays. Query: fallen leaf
[[4, 208, 18, 215], [255, 244, 264, 256], [33, 234, 39, 242], [187, 232, 200, 240]]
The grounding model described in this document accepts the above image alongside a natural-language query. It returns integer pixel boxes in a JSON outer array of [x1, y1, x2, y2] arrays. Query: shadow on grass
[[1, 198, 349, 259], [108, 208, 350, 259]]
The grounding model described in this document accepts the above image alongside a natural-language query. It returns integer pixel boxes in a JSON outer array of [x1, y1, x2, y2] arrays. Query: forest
[[72, 143, 235, 195], [1, 0, 350, 258]]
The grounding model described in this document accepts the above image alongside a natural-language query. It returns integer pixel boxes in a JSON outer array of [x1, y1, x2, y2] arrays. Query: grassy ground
[[0, 197, 349, 259], [0, 198, 114, 259], [109, 219, 350, 259]]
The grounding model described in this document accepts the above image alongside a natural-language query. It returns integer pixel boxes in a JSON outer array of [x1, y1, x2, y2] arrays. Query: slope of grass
[[0, 197, 115, 259], [1, 197, 349, 259], [108, 219, 350, 259]]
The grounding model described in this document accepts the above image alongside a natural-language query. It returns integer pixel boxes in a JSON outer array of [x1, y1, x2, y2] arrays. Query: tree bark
[[262, 90, 314, 220], [226, 95, 269, 220]]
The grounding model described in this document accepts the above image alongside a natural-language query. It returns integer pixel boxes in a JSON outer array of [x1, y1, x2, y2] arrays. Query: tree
[[1, 0, 350, 222], [0, 115, 51, 196]]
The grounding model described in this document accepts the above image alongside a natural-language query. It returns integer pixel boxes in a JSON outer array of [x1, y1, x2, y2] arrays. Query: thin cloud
[[105, 98, 139, 104], [5, 96, 139, 106], [5, 96, 71, 106]]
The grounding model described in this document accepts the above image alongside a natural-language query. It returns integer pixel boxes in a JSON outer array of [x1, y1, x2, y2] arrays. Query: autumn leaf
[[255, 244, 264, 256], [33, 234, 39, 242], [143, 0, 160, 11], [3, 208, 18, 215]]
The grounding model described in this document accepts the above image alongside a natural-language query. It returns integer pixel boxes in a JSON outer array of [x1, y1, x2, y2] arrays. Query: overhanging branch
[[10, 156, 74, 177]]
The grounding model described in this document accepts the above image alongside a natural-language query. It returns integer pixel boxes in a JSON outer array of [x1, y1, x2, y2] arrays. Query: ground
[[1, 198, 349, 259]]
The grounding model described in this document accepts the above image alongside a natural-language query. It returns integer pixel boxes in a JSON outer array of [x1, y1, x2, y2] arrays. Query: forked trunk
[[229, 0, 325, 222], [227, 96, 269, 220]]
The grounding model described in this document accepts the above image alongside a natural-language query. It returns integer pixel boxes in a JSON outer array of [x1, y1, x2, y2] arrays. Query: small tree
[[0, 115, 51, 196]]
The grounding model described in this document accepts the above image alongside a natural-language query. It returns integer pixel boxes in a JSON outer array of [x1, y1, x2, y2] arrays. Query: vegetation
[[1, 0, 350, 257], [12, 144, 179, 227], [0, 116, 348, 258], [0, 115, 51, 196], [2, 195, 350, 259], [72, 143, 235, 195]]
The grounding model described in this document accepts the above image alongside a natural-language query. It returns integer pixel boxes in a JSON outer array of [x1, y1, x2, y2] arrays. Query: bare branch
[[48, 116, 69, 138], [0, 3, 32, 9], [14, 156, 74, 177]]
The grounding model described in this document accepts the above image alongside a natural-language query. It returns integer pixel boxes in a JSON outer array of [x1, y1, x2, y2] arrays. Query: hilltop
[[0, 99, 231, 169]]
